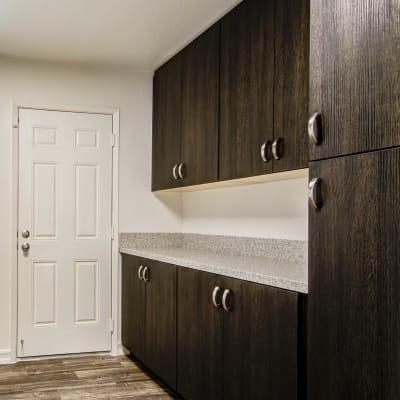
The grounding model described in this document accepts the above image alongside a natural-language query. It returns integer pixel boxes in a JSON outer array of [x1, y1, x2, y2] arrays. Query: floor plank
[[0, 355, 178, 399]]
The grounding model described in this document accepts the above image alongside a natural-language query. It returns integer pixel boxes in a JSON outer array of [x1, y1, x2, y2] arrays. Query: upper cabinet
[[152, 0, 309, 191], [309, 0, 400, 161]]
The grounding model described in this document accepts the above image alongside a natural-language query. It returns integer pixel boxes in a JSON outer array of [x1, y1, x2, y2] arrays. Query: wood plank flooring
[[0, 355, 179, 399]]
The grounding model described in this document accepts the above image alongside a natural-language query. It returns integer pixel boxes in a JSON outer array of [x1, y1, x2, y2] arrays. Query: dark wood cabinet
[[180, 25, 219, 186], [152, 55, 182, 191], [121, 254, 145, 361], [309, 0, 400, 160], [177, 268, 223, 400], [308, 147, 400, 399], [219, 0, 274, 180], [121, 255, 177, 389], [274, 0, 309, 172]]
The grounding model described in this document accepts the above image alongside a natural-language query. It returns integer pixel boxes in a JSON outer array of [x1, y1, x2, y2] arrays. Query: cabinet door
[[121, 255, 145, 361], [144, 260, 177, 389], [274, 0, 309, 172], [177, 268, 223, 400], [309, 0, 400, 160], [222, 277, 298, 399], [152, 54, 181, 190], [308, 148, 400, 399], [219, 0, 274, 180], [180, 24, 219, 186]]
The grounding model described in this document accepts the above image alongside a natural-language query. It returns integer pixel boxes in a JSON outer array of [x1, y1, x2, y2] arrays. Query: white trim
[[11, 102, 120, 360], [0, 349, 14, 365]]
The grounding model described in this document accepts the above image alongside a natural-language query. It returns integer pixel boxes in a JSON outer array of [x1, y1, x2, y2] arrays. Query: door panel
[[152, 54, 182, 190], [222, 276, 298, 399], [274, 0, 309, 172], [121, 255, 145, 361], [219, 0, 275, 180], [177, 268, 223, 400], [309, 0, 400, 160], [308, 148, 400, 399], [18, 108, 113, 357], [180, 24, 219, 186], [144, 260, 177, 389]]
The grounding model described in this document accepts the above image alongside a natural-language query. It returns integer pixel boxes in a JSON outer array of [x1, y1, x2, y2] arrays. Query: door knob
[[21, 243, 30, 252], [21, 230, 30, 239]]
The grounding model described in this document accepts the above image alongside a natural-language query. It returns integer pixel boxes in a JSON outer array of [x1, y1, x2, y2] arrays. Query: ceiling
[[0, 0, 241, 69]]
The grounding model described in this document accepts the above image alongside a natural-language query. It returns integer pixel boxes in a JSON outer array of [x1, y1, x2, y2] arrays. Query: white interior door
[[17, 108, 113, 357]]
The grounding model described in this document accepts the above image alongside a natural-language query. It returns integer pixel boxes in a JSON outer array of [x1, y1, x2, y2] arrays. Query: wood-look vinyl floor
[[0, 355, 179, 399]]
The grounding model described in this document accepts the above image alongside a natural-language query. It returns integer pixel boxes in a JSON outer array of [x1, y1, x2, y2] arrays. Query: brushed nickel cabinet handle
[[143, 266, 150, 282], [137, 265, 144, 281], [178, 162, 186, 179], [272, 138, 283, 160], [222, 289, 233, 312], [212, 286, 222, 309], [308, 112, 322, 145], [172, 164, 179, 180], [260, 141, 271, 163], [308, 178, 322, 209]]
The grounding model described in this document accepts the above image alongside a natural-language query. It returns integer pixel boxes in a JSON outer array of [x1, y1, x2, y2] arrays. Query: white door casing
[[17, 109, 113, 357]]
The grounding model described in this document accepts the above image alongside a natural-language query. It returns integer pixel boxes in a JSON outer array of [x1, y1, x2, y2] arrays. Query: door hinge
[[109, 319, 115, 334]]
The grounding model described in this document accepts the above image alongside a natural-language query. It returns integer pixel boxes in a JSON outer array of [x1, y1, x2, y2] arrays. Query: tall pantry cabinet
[[307, 1, 400, 399]]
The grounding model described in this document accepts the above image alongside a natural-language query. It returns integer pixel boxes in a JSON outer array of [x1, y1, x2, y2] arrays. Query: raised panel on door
[[273, 0, 309, 172], [152, 54, 182, 190], [177, 268, 223, 400], [144, 260, 177, 389], [219, 0, 274, 180], [121, 255, 145, 361], [222, 277, 298, 399], [308, 148, 400, 399], [180, 24, 219, 186], [309, 0, 400, 160]]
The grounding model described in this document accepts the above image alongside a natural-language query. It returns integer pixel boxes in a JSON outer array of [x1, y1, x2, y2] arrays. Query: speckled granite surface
[[119, 233, 308, 293]]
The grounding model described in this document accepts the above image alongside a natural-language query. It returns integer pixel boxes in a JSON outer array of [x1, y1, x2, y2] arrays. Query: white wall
[[181, 177, 308, 241], [0, 56, 181, 357]]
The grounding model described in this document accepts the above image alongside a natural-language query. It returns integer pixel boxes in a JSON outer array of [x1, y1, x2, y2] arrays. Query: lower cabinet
[[177, 267, 303, 400], [121, 255, 177, 389]]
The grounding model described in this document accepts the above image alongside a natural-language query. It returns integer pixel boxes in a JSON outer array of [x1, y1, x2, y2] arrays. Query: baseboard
[[116, 342, 130, 356], [0, 349, 15, 364]]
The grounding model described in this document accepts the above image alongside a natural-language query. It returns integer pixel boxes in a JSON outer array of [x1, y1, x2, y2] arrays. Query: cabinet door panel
[[145, 260, 177, 389], [274, 0, 309, 172], [152, 55, 181, 190], [308, 148, 400, 399], [223, 277, 298, 399], [219, 0, 274, 180], [309, 0, 400, 160], [177, 268, 223, 400], [121, 255, 145, 361], [180, 25, 219, 186]]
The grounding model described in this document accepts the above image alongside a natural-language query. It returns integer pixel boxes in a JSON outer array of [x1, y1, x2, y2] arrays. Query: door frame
[[10, 102, 120, 362]]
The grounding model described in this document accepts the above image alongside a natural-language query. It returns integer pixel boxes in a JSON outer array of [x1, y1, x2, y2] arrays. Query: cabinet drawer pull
[[260, 141, 271, 163], [178, 162, 186, 179], [308, 178, 322, 209], [137, 265, 144, 280], [143, 266, 150, 282], [308, 112, 322, 145], [212, 286, 222, 308], [172, 164, 179, 180], [222, 289, 233, 312], [272, 138, 283, 160]]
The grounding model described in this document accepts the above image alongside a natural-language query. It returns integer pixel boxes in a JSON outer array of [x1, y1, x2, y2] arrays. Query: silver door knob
[[21, 243, 30, 251], [143, 266, 150, 282], [272, 138, 283, 160], [21, 230, 30, 239], [137, 265, 144, 281], [222, 289, 233, 312], [260, 141, 271, 163], [212, 286, 222, 308], [308, 178, 322, 209], [178, 162, 186, 179], [172, 164, 179, 180], [308, 112, 322, 145]]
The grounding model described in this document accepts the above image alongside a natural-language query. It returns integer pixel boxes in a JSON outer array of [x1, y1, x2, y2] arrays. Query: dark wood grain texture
[[122, 255, 145, 362], [0, 355, 178, 399], [144, 260, 177, 390], [309, 0, 400, 160], [274, 0, 309, 172], [176, 268, 223, 400], [308, 148, 400, 399], [219, 0, 275, 180], [180, 24, 219, 186], [152, 55, 182, 190], [222, 276, 299, 400]]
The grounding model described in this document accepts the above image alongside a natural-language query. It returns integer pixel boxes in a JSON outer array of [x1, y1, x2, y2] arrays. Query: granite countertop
[[119, 233, 308, 294]]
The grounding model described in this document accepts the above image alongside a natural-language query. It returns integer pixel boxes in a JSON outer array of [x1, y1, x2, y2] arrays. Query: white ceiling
[[0, 0, 241, 69]]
